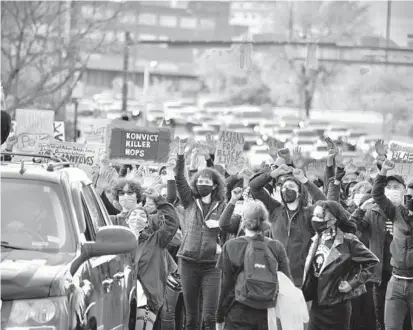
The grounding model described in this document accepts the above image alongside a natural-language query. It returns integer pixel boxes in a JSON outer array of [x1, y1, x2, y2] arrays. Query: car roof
[[1, 159, 92, 186]]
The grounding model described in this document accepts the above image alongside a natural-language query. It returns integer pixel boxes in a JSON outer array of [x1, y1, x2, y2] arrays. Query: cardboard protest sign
[[11, 120, 65, 142], [215, 131, 245, 173], [106, 122, 173, 165], [78, 118, 109, 144], [44, 141, 100, 178], [53, 121, 65, 141], [14, 109, 54, 156], [387, 140, 413, 182]]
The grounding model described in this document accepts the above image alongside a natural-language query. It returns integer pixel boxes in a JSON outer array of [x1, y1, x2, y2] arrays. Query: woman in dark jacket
[[302, 200, 379, 330], [175, 139, 228, 330]]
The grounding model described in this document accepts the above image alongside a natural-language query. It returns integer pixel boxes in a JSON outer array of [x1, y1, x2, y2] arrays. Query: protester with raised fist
[[372, 157, 413, 330], [249, 164, 327, 287]]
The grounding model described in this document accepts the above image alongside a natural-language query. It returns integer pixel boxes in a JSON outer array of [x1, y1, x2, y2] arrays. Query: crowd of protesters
[[1, 109, 412, 330]]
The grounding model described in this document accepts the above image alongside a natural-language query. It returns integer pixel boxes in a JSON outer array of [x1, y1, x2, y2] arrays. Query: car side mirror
[[70, 226, 137, 275]]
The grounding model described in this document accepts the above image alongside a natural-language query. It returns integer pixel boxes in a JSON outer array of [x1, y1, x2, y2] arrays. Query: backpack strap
[[243, 235, 278, 275]]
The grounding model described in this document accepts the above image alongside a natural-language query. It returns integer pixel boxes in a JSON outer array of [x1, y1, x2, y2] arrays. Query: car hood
[[1, 249, 74, 300]]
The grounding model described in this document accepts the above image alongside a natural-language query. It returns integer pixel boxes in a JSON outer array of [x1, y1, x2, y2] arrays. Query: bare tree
[[1, 1, 125, 116], [259, 1, 372, 117]]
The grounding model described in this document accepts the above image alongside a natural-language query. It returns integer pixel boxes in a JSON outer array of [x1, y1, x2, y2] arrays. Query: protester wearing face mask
[[347, 181, 372, 213], [133, 187, 179, 330], [302, 200, 379, 330], [249, 164, 327, 287], [175, 138, 228, 330], [373, 158, 413, 330]]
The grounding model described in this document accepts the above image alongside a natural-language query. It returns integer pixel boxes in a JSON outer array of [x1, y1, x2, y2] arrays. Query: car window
[[82, 185, 108, 231], [81, 198, 96, 241], [1, 178, 75, 252]]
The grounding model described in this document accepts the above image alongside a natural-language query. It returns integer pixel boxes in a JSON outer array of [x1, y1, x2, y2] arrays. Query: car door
[[82, 184, 130, 330]]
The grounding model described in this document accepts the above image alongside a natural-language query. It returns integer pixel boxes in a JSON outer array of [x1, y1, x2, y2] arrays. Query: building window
[[159, 15, 177, 27], [139, 34, 157, 40], [139, 13, 157, 25], [180, 17, 197, 29], [199, 18, 215, 30]]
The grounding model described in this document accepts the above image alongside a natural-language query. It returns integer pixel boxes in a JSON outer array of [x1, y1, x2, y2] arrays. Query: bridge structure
[[136, 39, 413, 69]]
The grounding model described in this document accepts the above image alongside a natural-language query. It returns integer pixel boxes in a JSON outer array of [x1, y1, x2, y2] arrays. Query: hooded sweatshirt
[[250, 172, 327, 286]]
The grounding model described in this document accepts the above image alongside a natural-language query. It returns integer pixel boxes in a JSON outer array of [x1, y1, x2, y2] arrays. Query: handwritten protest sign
[[11, 120, 65, 142], [78, 118, 109, 144], [106, 122, 173, 165], [53, 121, 65, 141], [387, 140, 413, 182], [14, 109, 54, 156], [215, 131, 245, 173], [42, 141, 100, 178]]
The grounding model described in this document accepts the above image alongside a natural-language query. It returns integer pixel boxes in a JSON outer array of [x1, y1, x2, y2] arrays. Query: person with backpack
[[216, 200, 292, 330]]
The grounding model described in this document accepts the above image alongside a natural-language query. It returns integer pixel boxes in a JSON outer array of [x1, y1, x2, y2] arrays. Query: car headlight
[[5, 297, 68, 329]]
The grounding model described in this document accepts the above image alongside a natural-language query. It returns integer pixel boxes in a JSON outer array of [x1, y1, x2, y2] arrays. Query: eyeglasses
[[118, 190, 135, 196]]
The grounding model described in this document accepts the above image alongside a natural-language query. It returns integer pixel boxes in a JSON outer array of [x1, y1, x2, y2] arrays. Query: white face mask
[[385, 189, 403, 206], [353, 193, 364, 207], [119, 194, 138, 211]]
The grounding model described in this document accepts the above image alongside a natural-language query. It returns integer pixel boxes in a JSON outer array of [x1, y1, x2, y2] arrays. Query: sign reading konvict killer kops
[[106, 122, 173, 165]]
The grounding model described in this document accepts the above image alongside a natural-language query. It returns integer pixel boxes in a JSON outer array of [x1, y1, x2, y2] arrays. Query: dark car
[[1, 154, 137, 329]]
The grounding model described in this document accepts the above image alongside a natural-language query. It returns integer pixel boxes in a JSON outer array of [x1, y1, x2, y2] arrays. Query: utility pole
[[288, 0, 294, 42], [385, 0, 392, 65], [122, 31, 130, 114]]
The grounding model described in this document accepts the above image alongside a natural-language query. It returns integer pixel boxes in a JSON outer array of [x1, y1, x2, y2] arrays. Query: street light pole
[[385, 0, 392, 66], [122, 31, 130, 114], [142, 61, 158, 126]]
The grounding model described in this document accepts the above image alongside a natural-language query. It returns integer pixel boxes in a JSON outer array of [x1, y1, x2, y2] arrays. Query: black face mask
[[312, 219, 335, 233], [282, 188, 297, 203], [197, 185, 213, 197]]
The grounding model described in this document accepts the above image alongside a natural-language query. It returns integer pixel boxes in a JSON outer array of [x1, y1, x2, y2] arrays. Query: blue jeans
[[384, 276, 413, 330], [180, 259, 221, 330]]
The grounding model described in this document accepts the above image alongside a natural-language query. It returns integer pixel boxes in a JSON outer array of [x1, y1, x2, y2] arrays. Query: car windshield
[[1, 179, 75, 253]]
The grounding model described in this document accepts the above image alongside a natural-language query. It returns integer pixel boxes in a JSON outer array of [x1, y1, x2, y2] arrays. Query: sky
[[367, 1, 413, 46]]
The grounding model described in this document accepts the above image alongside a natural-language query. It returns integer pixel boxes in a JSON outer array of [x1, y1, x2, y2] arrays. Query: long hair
[[190, 167, 227, 202], [315, 200, 357, 234]]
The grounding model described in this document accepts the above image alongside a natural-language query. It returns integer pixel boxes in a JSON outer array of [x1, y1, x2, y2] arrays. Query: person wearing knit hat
[[250, 165, 327, 287], [372, 158, 413, 330], [302, 200, 379, 330], [216, 200, 292, 330]]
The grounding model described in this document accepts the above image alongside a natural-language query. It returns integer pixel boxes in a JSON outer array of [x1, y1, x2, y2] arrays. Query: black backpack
[[235, 235, 279, 309]]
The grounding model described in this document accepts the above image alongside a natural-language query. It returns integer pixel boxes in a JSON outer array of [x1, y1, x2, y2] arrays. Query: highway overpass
[[137, 40, 413, 68]]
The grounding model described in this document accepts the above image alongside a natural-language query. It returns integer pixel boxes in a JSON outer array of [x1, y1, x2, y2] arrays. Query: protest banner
[[53, 121, 65, 141], [13, 109, 54, 156], [387, 140, 413, 182], [106, 122, 173, 165], [215, 131, 245, 173]]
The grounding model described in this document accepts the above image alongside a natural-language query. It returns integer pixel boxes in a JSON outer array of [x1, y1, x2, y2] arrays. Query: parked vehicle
[[0, 153, 186, 330]]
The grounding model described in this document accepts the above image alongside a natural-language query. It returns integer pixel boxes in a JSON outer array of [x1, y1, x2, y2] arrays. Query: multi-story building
[[75, 1, 245, 98], [229, 1, 277, 35]]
